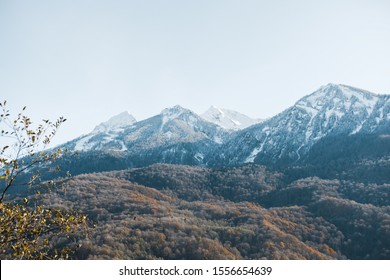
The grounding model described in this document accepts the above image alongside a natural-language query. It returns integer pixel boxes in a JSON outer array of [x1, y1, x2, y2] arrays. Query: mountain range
[[55, 83, 389, 179]]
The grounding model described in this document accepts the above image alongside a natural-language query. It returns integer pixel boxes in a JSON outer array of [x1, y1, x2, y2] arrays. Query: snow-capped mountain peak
[[294, 84, 380, 135], [71, 111, 136, 152], [201, 106, 261, 130], [297, 84, 379, 111], [159, 105, 196, 129], [92, 111, 136, 134], [209, 83, 389, 166], [160, 105, 191, 119]]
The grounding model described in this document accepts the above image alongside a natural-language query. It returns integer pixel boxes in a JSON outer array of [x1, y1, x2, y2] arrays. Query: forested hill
[[21, 163, 390, 260]]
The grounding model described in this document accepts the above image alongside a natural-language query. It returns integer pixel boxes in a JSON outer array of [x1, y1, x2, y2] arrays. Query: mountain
[[60, 105, 230, 173], [116, 105, 229, 165], [55, 83, 389, 179], [201, 106, 261, 130], [72, 111, 137, 152], [208, 84, 390, 166]]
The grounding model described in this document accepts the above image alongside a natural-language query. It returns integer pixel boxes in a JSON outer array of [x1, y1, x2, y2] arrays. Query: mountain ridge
[[54, 83, 390, 176], [208, 83, 390, 166]]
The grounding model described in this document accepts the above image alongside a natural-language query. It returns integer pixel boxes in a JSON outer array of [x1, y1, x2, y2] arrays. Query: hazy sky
[[1, 0, 389, 146]]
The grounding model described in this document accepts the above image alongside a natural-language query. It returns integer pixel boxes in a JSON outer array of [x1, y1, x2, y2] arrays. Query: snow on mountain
[[92, 111, 136, 133], [160, 105, 196, 131], [133, 105, 230, 148], [64, 105, 231, 165], [67, 106, 261, 154], [72, 111, 136, 152], [201, 106, 262, 130], [208, 84, 390, 166], [61, 84, 389, 168], [295, 84, 381, 136]]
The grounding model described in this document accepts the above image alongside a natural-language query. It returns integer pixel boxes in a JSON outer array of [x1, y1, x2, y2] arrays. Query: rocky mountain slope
[[208, 84, 390, 166]]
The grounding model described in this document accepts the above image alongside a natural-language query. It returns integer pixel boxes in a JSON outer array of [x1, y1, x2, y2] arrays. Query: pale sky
[[1, 0, 389, 147]]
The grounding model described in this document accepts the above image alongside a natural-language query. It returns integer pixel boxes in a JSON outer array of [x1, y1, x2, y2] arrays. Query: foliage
[[42, 173, 343, 260], [0, 101, 86, 259], [62, 163, 387, 260], [0, 200, 85, 259]]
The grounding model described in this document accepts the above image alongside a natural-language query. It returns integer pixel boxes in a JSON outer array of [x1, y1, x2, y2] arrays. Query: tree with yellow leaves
[[0, 101, 86, 259]]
